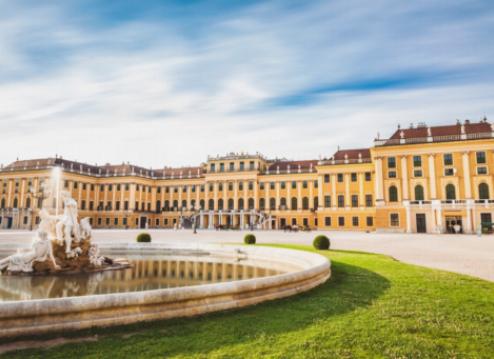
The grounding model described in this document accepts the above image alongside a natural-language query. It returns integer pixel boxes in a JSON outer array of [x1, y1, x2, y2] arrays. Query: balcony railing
[[374, 132, 493, 147]]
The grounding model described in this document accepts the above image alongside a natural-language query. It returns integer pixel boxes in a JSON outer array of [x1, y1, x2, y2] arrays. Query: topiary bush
[[244, 233, 256, 245], [313, 235, 330, 250], [136, 232, 152, 243]]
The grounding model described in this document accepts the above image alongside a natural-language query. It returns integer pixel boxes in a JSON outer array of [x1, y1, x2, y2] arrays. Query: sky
[[0, 0, 493, 168]]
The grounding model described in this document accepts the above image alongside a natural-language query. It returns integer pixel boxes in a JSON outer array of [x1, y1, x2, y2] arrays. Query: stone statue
[[1, 190, 128, 276], [0, 231, 60, 273]]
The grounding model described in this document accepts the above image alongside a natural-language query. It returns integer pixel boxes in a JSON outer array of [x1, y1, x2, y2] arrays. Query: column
[[297, 181, 302, 210], [374, 158, 384, 203], [401, 156, 409, 200], [317, 176, 323, 209], [233, 181, 238, 210], [404, 200, 412, 233], [465, 200, 473, 233], [331, 174, 336, 208], [130, 184, 137, 209], [462, 152, 472, 199], [213, 182, 218, 211], [344, 173, 350, 207], [358, 173, 364, 207], [428, 155, 437, 199], [275, 182, 280, 208]]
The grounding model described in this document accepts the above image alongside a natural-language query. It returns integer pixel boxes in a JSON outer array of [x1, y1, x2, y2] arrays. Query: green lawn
[[3, 245, 494, 358]]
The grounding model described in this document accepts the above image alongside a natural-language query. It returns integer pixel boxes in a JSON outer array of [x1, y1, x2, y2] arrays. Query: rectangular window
[[324, 195, 331, 207], [337, 195, 345, 208], [324, 217, 331, 226], [302, 181, 308, 189], [365, 172, 371, 181], [249, 161, 255, 170], [314, 180, 318, 188], [352, 216, 359, 226], [114, 218, 118, 225], [259, 182, 264, 190], [366, 217, 373, 226], [238, 182, 243, 191], [444, 168, 454, 176], [414, 169, 423, 177], [444, 153, 453, 166], [248, 182, 253, 191], [280, 182, 286, 189], [218, 183, 223, 191], [388, 171, 396, 178], [338, 216, 345, 227], [351, 195, 358, 207], [413, 155, 422, 167], [220, 163, 225, 172], [210, 163, 216, 172], [270, 182, 275, 190], [324, 174, 330, 183], [156, 218, 160, 226], [476, 151, 486, 164], [351, 173, 357, 182], [239, 162, 244, 171], [337, 174, 343, 182], [365, 194, 373, 207], [105, 218, 110, 225], [123, 218, 127, 226], [291, 181, 297, 189], [192, 185, 196, 193], [89, 201, 94, 210], [477, 166, 488, 175], [229, 162, 234, 171], [390, 213, 399, 226], [81, 200, 86, 210], [115, 201, 120, 211], [388, 157, 396, 168], [124, 201, 129, 210]]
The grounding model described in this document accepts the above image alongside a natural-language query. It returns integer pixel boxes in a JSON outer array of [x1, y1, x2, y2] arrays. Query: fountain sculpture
[[0, 167, 128, 275]]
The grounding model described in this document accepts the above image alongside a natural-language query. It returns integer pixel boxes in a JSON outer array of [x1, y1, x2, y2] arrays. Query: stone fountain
[[0, 167, 128, 276]]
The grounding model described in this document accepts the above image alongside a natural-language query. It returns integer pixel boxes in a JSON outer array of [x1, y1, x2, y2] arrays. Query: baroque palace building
[[1, 119, 494, 234]]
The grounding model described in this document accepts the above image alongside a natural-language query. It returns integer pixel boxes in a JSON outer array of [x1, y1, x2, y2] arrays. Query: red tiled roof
[[332, 148, 371, 161], [267, 160, 318, 171], [389, 121, 492, 140]]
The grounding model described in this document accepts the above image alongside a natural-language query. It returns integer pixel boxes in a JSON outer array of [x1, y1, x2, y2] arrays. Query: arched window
[[414, 185, 424, 201], [228, 199, 234, 210], [445, 184, 456, 200], [199, 199, 205, 210], [218, 199, 224, 210], [156, 200, 161, 212], [181, 200, 187, 209], [25, 197, 31, 209], [173, 200, 178, 210], [191, 199, 196, 210], [314, 197, 318, 209], [280, 198, 287, 208], [259, 198, 265, 210], [302, 197, 309, 210], [248, 198, 254, 210], [13, 197, 18, 209], [37, 197, 43, 209], [270, 198, 276, 210], [0, 198, 5, 209], [164, 200, 170, 211], [388, 186, 398, 202], [479, 183, 490, 200], [208, 199, 215, 210], [291, 197, 298, 210], [238, 198, 244, 210]]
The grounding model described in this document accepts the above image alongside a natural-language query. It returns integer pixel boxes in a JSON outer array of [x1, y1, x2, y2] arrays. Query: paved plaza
[[0, 230, 493, 282]]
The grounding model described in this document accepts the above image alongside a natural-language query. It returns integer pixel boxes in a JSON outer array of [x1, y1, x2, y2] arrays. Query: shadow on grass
[[4, 257, 391, 358]]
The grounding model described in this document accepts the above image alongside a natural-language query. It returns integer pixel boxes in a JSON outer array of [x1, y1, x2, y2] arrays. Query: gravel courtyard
[[1, 229, 493, 282]]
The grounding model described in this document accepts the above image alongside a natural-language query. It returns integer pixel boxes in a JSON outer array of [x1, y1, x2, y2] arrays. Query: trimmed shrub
[[313, 235, 330, 250], [244, 233, 256, 245], [136, 232, 152, 243]]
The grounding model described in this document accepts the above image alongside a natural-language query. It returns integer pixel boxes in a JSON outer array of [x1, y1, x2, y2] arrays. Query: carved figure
[[0, 231, 60, 273]]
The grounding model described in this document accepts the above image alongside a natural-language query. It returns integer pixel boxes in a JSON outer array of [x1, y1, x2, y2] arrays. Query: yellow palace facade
[[1, 119, 494, 234]]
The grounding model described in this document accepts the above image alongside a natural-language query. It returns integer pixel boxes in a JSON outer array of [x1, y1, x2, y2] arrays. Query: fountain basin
[[0, 244, 330, 338]]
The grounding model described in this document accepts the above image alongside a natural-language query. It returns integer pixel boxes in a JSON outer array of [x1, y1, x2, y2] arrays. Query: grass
[[2, 245, 494, 358]]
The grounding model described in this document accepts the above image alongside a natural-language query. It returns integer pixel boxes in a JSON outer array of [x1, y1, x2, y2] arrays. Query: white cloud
[[0, 0, 493, 168]]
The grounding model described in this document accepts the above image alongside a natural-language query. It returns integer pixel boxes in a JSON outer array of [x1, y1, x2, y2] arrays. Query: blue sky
[[0, 0, 493, 167]]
